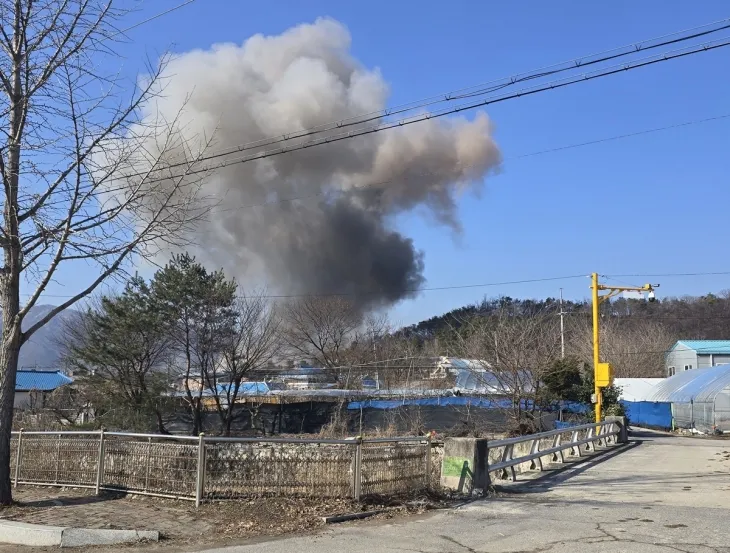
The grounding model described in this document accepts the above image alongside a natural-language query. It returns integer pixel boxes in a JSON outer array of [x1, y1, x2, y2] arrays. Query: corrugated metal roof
[[214, 382, 271, 396], [646, 365, 730, 403], [16, 370, 72, 391], [674, 340, 730, 354]]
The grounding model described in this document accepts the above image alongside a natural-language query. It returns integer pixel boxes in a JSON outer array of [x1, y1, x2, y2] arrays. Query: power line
[[32, 108, 730, 215], [23, 274, 588, 299], [133, 17, 730, 176], [24, 268, 730, 300], [206, 111, 729, 214], [117, 32, 730, 185], [607, 271, 730, 278], [511, 113, 730, 160], [24, 28, 730, 212], [113, 0, 198, 37]]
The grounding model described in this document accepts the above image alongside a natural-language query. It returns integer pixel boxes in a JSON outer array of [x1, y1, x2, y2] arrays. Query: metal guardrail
[[9, 430, 431, 506], [487, 421, 619, 481]]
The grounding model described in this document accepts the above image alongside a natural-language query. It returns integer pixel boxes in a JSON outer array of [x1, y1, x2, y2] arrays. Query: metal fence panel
[[204, 441, 354, 499], [102, 437, 198, 498], [360, 442, 429, 496], [15, 434, 98, 487]]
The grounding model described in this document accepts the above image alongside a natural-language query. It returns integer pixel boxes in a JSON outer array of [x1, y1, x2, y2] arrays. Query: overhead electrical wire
[[133, 17, 730, 175], [112, 0, 198, 37], [21, 274, 589, 299], [124, 35, 730, 186], [29, 109, 730, 215], [24, 269, 730, 300], [23, 22, 730, 210], [208, 111, 730, 215]]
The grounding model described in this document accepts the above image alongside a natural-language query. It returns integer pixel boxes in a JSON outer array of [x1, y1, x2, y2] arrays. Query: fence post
[[353, 437, 363, 501], [13, 428, 23, 487], [95, 429, 105, 495], [144, 437, 152, 492], [54, 433, 61, 484], [195, 433, 206, 508], [424, 434, 432, 489]]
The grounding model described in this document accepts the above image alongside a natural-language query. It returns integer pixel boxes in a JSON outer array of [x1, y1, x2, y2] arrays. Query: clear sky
[[32, 0, 730, 326]]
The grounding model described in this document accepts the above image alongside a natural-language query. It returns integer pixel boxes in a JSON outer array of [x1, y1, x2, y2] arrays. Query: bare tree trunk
[[0, 33, 25, 502], [0, 320, 21, 505]]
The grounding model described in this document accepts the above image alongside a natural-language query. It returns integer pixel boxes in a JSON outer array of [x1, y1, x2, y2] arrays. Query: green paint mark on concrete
[[443, 456, 470, 477]]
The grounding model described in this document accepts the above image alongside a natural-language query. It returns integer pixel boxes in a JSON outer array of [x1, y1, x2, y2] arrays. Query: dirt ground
[[0, 485, 449, 550]]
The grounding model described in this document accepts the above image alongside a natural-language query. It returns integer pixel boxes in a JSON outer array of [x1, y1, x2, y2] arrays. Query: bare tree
[[455, 309, 562, 433], [208, 292, 281, 436], [568, 316, 673, 378], [281, 296, 361, 381], [0, 2, 214, 503]]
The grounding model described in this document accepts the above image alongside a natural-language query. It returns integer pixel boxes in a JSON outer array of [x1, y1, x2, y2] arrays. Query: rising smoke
[[133, 18, 501, 311]]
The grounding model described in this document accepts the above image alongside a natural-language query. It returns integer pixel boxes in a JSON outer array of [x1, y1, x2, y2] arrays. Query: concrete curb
[[0, 520, 159, 548]]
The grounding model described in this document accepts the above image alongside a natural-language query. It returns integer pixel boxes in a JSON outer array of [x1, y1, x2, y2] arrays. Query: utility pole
[[590, 273, 658, 423], [559, 288, 565, 359]]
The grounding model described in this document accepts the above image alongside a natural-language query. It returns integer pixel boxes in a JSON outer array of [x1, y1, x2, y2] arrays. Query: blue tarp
[[347, 396, 592, 412], [621, 400, 672, 429], [348, 396, 533, 410]]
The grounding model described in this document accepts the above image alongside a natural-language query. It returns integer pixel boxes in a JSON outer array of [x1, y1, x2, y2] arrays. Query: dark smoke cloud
[[131, 18, 501, 311]]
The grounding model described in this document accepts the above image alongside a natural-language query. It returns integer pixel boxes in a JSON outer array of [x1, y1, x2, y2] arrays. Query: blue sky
[[33, 0, 730, 326]]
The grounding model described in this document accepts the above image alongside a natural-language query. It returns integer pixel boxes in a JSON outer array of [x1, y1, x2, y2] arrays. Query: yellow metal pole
[[591, 272, 601, 423]]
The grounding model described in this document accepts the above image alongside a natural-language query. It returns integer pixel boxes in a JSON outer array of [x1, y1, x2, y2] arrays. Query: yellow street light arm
[[590, 273, 659, 423]]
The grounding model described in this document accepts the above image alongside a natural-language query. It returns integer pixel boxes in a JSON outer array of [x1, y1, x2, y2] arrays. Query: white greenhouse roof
[[646, 365, 730, 404]]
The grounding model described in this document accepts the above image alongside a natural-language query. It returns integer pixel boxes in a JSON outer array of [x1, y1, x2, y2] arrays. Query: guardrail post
[[570, 430, 581, 457], [424, 434, 432, 489], [353, 437, 363, 501], [13, 428, 23, 487], [95, 428, 105, 495], [585, 427, 595, 452], [529, 439, 543, 471], [551, 433, 564, 463], [500, 444, 516, 482], [195, 433, 206, 508]]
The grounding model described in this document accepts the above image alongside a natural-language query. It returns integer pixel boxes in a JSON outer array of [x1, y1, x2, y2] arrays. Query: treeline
[[49, 264, 727, 436], [55, 254, 407, 435], [399, 293, 730, 377]]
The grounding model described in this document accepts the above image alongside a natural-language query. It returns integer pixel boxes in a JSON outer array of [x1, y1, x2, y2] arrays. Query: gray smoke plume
[[132, 18, 501, 311]]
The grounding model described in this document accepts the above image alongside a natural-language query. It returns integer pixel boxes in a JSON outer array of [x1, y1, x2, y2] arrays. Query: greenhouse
[[646, 364, 730, 432]]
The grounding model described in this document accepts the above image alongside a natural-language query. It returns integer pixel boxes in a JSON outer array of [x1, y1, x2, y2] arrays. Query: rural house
[[14, 369, 73, 409], [665, 340, 730, 376]]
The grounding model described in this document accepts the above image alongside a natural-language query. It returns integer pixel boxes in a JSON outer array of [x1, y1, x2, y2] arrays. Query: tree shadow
[[16, 489, 127, 508]]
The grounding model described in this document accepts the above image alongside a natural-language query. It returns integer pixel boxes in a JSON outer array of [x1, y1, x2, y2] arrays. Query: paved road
[[200, 431, 730, 553], [4, 430, 730, 552]]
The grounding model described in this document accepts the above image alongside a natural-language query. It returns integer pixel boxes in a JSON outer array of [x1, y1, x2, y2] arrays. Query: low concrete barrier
[[0, 520, 159, 547]]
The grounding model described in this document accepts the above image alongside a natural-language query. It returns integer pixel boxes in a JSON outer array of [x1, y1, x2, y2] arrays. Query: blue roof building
[[14, 369, 72, 409], [16, 369, 72, 391], [666, 341, 730, 377]]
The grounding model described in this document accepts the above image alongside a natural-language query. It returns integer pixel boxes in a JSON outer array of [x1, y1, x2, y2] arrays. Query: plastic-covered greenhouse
[[646, 365, 730, 432]]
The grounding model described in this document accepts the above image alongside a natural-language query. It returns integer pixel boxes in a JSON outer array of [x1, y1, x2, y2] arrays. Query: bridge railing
[[487, 421, 619, 481]]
